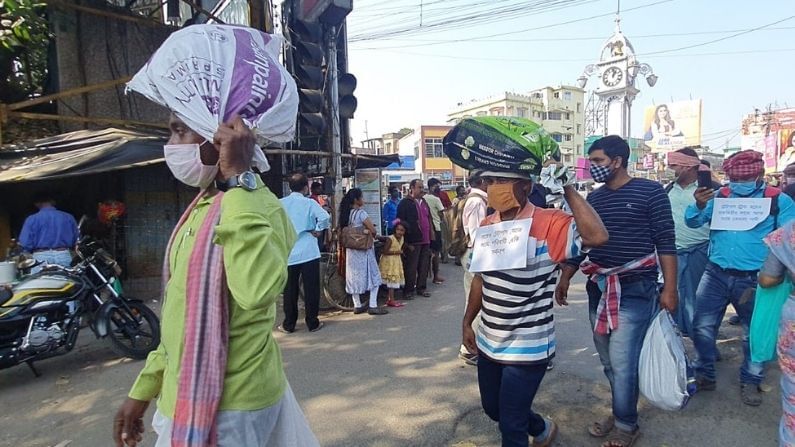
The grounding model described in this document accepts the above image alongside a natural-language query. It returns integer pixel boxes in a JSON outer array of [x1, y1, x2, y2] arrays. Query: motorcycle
[[0, 236, 160, 376]]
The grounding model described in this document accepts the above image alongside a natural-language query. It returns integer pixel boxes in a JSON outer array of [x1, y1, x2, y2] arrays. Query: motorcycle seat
[[0, 287, 11, 306]]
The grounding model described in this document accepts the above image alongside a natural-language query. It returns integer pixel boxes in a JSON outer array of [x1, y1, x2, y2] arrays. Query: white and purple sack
[[127, 24, 298, 149]]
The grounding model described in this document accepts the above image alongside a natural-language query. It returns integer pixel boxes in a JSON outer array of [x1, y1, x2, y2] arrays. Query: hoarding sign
[[642, 100, 702, 153], [779, 129, 795, 172]]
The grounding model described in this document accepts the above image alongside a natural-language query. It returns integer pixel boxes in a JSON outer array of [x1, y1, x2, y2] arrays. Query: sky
[[343, 0, 795, 152]]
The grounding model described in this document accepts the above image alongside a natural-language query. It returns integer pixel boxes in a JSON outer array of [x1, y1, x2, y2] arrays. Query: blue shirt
[[685, 187, 795, 270], [280, 192, 330, 266], [568, 178, 677, 280], [19, 205, 79, 252], [383, 198, 399, 231]]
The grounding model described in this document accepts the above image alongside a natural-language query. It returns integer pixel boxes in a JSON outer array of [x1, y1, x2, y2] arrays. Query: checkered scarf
[[164, 192, 229, 447], [581, 253, 657, 335], [723, 150, 764, 180]]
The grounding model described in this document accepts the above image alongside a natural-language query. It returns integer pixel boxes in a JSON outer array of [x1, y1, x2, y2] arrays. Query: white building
[[447, 86, 586, 164]]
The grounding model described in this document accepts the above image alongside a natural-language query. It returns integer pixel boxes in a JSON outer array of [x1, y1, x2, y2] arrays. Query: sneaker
[[741, 384, 762, 406], [696, 377, 716, 391], [353, 306, 369, 314], [276, 325, 294, 334], [546, 360, 554, 371], [309, 321, 325, 332], [458, 352, 478, 366], [368, 307, 389, 315]]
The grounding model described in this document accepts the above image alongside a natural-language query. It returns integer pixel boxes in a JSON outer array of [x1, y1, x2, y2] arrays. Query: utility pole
[[328, 25, 343, 228]]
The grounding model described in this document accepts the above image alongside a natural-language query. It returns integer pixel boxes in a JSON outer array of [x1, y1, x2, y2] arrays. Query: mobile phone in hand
[[697, 170, 712, 189]]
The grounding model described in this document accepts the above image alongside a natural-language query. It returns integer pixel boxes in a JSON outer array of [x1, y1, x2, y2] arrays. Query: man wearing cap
[[448, 119, 609, 446], [665, 147, 712, 337], [556, 135, 678, 446], [687, 149, 795, 406]]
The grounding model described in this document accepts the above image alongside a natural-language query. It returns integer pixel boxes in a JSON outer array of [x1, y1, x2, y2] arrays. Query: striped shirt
[[477, 205, 583, 365], [568, 178, 676, 280]]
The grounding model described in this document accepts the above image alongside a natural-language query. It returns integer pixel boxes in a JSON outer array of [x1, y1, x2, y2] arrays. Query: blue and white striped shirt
[[477, 206, 583, 365]]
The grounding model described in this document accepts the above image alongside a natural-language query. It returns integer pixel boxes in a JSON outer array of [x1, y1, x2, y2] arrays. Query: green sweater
[[128, 183, 297, 417]]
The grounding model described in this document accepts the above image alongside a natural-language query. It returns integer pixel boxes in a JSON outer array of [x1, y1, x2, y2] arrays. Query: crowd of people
[[107, 23, 795, 447], [449, 133, 795, 447]]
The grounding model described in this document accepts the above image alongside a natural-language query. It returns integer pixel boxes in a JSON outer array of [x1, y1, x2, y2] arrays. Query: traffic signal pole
[[328, 25, 344, 227]]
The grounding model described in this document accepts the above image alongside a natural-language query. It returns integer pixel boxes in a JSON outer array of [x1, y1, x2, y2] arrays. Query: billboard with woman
[[643, 100, 703, 152]]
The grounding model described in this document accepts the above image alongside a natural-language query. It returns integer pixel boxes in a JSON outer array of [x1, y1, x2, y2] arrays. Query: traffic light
[[333, 23, 356, 152], [284, 9, 328, 150], [338, 73, 357, 119]]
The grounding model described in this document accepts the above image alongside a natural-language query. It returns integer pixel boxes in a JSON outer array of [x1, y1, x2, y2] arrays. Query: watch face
[[602, 67, 623, 87], [240, 171, 258, 190]]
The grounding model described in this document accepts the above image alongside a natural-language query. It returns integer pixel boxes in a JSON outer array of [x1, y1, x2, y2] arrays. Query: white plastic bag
[[638, 310, 692, 411], [127, 24, 298, 146]]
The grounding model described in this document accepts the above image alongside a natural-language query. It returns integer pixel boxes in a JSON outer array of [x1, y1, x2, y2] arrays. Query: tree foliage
[[0, 0, 51, 103]]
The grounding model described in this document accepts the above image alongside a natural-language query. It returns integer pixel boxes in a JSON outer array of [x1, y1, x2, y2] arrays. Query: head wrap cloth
[[443, 117, 561, 179], [723, 150, 764, 180], [126, 25, 300, 173], [667, 151, 710, 172]]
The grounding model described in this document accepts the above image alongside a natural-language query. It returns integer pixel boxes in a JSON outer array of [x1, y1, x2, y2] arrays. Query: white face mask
[[163, 141, 218, 189]]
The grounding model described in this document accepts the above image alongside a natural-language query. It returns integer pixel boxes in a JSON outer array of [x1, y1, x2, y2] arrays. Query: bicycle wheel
[[320, 253, 355, 311]]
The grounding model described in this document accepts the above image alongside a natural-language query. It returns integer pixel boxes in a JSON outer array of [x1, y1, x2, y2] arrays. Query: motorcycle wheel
[[106, 301, 160, 360]]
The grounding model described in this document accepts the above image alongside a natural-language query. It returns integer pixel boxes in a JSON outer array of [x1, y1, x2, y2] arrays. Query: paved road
[[0, 263, 782, 446]]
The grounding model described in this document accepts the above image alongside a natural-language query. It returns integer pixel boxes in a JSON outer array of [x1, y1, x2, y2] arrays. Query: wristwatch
[[216, 171, 258, 192]]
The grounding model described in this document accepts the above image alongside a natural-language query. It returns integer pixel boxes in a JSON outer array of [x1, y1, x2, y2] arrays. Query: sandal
[[386, 300, 405, 308], [601, 428, 640, 447], [588, 415, 615, 438], [532, 419, 558, 447]]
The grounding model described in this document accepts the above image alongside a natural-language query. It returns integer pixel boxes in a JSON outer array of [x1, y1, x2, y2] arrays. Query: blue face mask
[[729, 180, 760, 196]]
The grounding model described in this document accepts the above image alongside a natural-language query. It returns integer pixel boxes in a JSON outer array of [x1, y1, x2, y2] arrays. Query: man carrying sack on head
[[113, 25, 319, 447], [446, 117, 609, 447]]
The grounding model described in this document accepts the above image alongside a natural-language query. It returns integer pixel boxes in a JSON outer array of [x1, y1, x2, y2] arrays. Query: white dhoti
[[152, 383, 319, 447]]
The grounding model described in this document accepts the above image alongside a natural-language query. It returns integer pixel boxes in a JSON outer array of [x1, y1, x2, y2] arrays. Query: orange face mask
[[487, 182, 520, 212]]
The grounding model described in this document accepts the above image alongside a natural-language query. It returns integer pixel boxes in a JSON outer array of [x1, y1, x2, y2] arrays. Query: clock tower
[[577, 15, 658, 139]]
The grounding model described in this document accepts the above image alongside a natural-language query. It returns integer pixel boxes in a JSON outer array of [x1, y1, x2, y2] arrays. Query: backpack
[[718, 185, 781, 229], [448, 194, 485, 257]]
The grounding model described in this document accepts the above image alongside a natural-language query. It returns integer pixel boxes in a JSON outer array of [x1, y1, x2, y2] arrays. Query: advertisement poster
[[354, 168, 383, 235], [763, 134, 779, 173], [779, 129, 795, 172], [642, 100, 703, 153]]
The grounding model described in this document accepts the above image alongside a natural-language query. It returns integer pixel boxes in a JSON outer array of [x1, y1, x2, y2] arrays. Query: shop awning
[[348, 153, 401, 171], [0, 128, 401, 183], [0, 128, 168, 183]]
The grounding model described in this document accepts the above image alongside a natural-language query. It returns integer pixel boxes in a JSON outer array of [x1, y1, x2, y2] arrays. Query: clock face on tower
[[602, 67, 623, 88]]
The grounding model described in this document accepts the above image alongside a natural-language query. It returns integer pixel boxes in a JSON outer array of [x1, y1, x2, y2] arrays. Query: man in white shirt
[[279, 173, 331, 333], [425, 178, 447, 284], [459, 171, 488, 365]]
